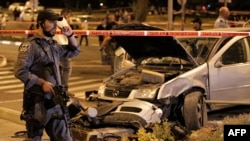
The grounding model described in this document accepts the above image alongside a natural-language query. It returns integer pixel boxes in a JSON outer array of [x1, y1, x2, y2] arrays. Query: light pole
[[168, 0, 173, 30], [29, 0, 38, 19], [224, 0, 227, 7], [180, 0, 186, 30]]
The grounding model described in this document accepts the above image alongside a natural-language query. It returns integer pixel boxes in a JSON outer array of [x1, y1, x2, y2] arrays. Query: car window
[[222, 38, 247, 65], [178, 37, 218, 64], [216, 37, 233, 53]]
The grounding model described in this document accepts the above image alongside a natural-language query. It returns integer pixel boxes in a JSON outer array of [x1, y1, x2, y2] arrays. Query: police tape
[[0, 30, 250, 36]]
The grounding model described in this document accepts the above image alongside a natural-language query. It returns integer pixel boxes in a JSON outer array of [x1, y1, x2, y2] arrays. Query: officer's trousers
[[25, 103, 72, 141]]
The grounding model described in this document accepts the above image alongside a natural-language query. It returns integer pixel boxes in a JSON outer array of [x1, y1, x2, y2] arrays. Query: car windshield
[[178, 37, 219, 64]]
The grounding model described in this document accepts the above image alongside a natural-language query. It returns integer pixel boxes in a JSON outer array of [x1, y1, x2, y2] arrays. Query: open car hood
[[112, 23, 198, 66]]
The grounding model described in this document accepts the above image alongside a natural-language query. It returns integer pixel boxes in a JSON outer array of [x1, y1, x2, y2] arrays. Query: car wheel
[[183, 91, 207, 130]]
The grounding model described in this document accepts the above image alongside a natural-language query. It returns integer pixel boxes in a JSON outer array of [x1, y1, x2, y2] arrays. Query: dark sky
[[3, 0, 250, 11], [3, 0, 124, 10]]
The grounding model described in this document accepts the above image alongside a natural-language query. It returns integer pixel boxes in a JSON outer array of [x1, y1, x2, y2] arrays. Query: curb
[[0, 107, 25, 125], [0, 55, 7, 67]]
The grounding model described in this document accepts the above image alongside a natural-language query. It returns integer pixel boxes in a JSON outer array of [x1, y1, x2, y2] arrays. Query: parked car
[[19, 9, 40, 21], [8, 2, 25, 12], [96, 24, 250, 130], [69, 16, 82, 29], [0, 12, 9, 21]]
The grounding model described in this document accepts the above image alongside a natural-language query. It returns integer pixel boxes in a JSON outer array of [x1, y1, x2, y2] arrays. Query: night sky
[[2, 0, 250, 11]]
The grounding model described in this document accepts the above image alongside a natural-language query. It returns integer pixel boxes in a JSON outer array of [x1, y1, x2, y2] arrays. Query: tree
[[132, 0, 149, 23]]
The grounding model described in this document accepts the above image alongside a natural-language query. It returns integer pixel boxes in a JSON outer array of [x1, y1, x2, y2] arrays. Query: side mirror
[[214, 58, 223, 68]]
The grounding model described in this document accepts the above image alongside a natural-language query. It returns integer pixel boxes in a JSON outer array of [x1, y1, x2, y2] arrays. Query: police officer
[[14, 9, 79, 141], [214, 6, 230, 28]]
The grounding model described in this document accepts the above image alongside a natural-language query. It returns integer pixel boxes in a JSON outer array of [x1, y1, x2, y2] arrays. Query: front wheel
[[183, 91, 207, 130]]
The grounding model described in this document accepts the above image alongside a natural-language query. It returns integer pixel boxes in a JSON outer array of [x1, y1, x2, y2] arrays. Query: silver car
[[97, 24, 250, 130]]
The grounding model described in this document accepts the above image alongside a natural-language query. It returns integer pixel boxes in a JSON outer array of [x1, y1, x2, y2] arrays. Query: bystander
[[79, 19, 89, 47], [191, 17, 203, 31], [100, 14, 118, 73], [96, 18, 108, 64]]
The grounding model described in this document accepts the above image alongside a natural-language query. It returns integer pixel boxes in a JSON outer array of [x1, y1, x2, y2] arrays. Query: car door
[[208, 36, 250, 102]]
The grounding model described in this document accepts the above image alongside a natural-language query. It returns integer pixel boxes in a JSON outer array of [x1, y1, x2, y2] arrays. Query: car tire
[[183, 91, 207, 130]]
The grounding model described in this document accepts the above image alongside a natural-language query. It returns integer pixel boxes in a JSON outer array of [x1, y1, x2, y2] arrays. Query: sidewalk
[[0, 97, 95, 140], [0, 107, 50, 140]]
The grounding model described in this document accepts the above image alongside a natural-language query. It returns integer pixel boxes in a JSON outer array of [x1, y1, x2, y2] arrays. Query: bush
[[137, 113, 250, 141], [187, 113, 250, 141], [137, 121, 175, 141]]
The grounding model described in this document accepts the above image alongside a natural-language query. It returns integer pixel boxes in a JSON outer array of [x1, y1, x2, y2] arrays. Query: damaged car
[[95, 24, 250, 131]]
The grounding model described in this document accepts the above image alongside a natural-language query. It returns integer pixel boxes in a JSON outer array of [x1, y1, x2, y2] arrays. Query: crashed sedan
[[96, 24, 250, 131]]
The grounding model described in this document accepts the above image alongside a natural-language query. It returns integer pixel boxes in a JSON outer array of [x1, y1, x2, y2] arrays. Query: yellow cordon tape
[[0, 30, 250, 36]]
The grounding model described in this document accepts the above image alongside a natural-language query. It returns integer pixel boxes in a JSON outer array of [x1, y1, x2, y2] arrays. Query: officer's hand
[[42, 81, 55, 95]]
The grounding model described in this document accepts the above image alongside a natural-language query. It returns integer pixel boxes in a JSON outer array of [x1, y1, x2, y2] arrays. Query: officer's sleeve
[[14, 41, 38, 90], [59, 43, 80, 59]]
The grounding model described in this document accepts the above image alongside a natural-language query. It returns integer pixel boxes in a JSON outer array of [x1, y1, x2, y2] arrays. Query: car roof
[[203, 27, 250, 32], [177, 27, 250, 39]]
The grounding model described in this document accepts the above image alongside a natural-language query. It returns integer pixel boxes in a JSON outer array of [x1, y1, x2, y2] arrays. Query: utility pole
[[29, 0, 38, 19], [168, 0, 173, 30], [180, 0, 187, 30], [224, 0, 227, 7]]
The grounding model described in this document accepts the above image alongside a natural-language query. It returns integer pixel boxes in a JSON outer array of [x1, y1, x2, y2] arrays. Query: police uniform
[[14, 33, 80, 141], [214, 16, 229, 28]]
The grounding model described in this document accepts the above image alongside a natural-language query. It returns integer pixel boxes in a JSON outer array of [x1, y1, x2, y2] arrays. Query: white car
[[8, 2, 25, 12], [70, 16, 82, 29], [97, 24, 250, 131], [19, 10, 40, 21]]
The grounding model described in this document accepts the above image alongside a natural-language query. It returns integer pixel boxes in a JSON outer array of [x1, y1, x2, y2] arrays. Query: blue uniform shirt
[[14, 33, 80, 95]]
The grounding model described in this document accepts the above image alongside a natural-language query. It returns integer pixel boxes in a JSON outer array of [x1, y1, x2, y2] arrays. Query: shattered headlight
[[134, 87, 158, 99]]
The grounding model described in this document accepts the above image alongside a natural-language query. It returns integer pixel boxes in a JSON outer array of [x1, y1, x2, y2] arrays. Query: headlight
[[98, 84, 106, 96], [134, 87, 157, 99]]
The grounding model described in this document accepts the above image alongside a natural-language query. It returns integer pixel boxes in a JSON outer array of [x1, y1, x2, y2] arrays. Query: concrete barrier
[[0, 54, 7, 67]]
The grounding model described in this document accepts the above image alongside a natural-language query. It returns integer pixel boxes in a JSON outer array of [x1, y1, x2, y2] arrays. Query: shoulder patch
[[19, 43, 30, 52]]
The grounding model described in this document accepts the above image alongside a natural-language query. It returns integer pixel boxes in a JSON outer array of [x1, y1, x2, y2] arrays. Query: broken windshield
[[178, 37, 219, 64]]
